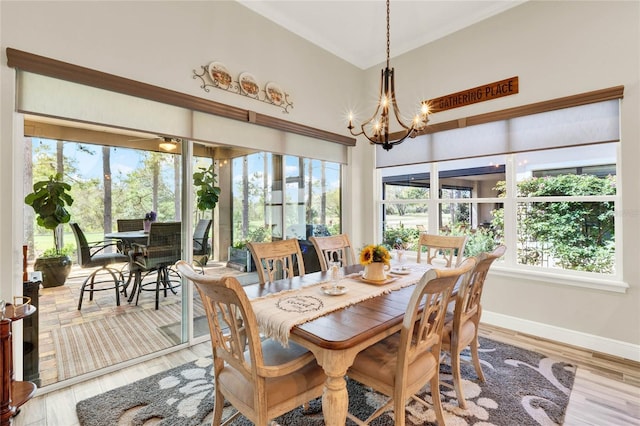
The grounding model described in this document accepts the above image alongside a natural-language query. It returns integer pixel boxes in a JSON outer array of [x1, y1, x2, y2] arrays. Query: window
[[380, 143, 619, 278], [232, 152, 341, 246], [513, 144, 616, 273]]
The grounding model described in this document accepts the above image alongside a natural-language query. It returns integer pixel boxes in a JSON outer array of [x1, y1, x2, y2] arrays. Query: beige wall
[[364, 0, 639, 356], [2, 1, 639, 358]]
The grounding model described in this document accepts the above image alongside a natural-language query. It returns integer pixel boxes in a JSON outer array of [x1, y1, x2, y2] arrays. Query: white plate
[[208, 62, 232, 89], [321, 285, 348, 296], [265, 81, 285, 105], [390, 267, 411, 275], [239, 72, 260, 98]]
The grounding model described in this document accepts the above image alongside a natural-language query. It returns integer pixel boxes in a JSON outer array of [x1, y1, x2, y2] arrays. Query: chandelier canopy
[[348, 0, 430, 151]]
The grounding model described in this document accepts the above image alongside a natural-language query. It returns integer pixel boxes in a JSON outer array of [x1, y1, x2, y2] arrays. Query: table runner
[[251, 264, 431, 345]]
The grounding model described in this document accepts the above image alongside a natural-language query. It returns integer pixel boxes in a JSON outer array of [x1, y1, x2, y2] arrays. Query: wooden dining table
[[244, 263, 433, 426]]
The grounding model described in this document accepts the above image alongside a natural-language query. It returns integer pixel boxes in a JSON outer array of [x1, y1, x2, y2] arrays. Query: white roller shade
[[17, 71, 192, 137], [16, 71, 348, 163], [376, 99, 620, 168], [192, 111, 348, 164]]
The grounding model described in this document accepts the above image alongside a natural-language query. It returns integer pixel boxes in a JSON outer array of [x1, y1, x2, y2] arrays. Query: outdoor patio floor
[[33, 259, 255, 387]]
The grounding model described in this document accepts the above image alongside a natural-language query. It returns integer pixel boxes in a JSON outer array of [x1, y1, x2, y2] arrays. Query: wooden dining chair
[[309, 233, 356, 271], [416, 233, 468, 267], [247, 238, 305, 284], [346, 257, 476, 426], [440, 244, 506, 408], [175, 260, 326, 426]]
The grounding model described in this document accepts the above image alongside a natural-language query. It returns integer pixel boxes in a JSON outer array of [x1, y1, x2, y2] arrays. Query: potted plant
[[193, 164, 221, 214], [24, 173, 74, 287], [193, 164, 221, 263], [227, 226, 271, 272]]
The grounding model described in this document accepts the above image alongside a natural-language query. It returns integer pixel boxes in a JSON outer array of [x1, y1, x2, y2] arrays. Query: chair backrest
[[117, 218, 144, 232], [247, 239, 305, 284], [416, 233, 468, 267], [193, 219, 212, 255], [309, 234, 356, 271], [452, 245, 506, 330], [175, 260, 265, 382], [397, 257, 476, 377], [70, 222, 91, 267], [142, 222, 182, 269]]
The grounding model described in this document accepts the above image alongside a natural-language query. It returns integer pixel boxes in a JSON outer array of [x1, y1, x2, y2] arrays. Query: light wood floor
[[13, 323, 640, 426]]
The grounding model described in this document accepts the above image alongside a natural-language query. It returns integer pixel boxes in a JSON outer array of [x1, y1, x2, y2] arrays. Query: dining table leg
[[323, 373, 349, 426], [294, 342, 358, 426]]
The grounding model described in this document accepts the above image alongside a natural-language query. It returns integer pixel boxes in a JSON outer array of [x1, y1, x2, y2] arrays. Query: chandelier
[[348, 0, 430, 151]]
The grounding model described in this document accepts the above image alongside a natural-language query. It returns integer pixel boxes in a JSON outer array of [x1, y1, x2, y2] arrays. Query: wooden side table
[[1, 303, 37, 425]]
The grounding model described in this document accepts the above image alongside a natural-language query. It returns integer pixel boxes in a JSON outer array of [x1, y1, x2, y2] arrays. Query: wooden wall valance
[[6, 47, 356, 147], [392, 85, 624, 140]]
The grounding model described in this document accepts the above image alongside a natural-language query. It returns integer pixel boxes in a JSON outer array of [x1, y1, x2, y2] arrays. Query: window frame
[[378, 144, 627, 293]]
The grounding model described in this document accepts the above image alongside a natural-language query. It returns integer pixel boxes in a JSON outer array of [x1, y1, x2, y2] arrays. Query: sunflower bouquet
[[359, 244, 391, 266]]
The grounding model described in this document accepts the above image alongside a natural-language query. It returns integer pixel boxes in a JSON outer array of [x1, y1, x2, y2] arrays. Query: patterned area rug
[[76, 337, 576, 426]]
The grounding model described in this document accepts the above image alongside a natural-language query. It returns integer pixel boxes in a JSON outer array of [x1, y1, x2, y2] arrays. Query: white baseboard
[[482, 311, 640, 363]]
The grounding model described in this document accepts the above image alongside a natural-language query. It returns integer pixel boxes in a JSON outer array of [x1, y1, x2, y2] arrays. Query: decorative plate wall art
[[265, 82, 285, 106], [193, 61, 294, 113], [238, 72, 259, 98], [207, 62, 232, 90]]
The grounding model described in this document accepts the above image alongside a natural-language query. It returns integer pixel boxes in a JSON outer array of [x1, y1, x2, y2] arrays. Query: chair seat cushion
[[442, 313, 477, 348], [218, 340, 325, 409], [348, 333, 438, 390]]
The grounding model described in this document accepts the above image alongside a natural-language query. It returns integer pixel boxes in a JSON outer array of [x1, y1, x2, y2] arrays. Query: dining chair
[[345, 257, 476, 426], [192, 218, 212, 269], [309, 233, 356, 271], [70, 223, 130, 310], [440, 244, 506, 408], [131, 221, 182, 310], [247, 238, 306, 284], [416, 233, 468, 267], [175, 260, 326, 426]]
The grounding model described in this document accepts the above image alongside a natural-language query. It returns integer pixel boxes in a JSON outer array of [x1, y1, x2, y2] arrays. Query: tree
[[494, 174, 615, 272]]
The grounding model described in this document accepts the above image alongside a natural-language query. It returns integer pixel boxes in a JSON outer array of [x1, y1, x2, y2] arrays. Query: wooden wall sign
[[425, 76, 519, 114]]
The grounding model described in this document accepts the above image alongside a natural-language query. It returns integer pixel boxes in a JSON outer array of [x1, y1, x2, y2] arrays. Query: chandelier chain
[[386, 0, 391, 68]]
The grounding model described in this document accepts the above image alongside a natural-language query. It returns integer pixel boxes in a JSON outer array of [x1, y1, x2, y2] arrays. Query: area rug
[[76, 337, 576, 426], [52, 302, 201, 381]]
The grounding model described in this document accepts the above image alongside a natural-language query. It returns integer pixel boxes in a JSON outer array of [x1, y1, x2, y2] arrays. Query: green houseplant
[[193, 164, 221, 264], [193, 164, 221, 213], [24, 173, 74, 287]]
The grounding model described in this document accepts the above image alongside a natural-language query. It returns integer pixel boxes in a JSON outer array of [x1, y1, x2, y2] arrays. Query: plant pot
[[363, 262, 390, 281], [34, 255, 72, 288], [226, 247, 255, 272]]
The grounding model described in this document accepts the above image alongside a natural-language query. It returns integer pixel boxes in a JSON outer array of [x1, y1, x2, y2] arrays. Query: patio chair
[[175, 260, 325, 426], [309, 233, 356, 271], [441, 244, 506, 408], [116, 218, 144, 232], [193, 218, 212, 270], [247, 238, 305, 284], [416, 233, 468, 267], [130, 221, 182, 310], [346, 258, 476, 426], [70, 223, 130, 310]]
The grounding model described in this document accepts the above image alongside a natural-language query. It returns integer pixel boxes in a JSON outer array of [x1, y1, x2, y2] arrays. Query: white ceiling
[[237, 0, 527, 70]]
